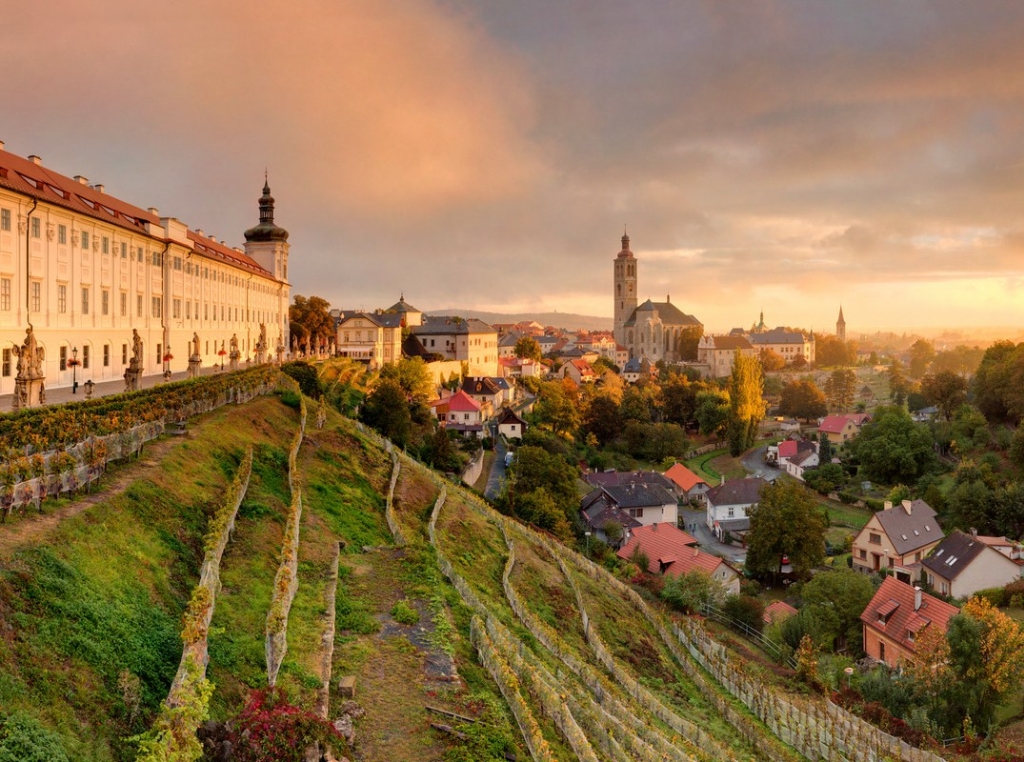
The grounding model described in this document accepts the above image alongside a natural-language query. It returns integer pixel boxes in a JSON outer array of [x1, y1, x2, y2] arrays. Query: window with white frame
[[58, 224, 67, 244], [0, 278, 10, 311], [81, 287, 89, 315], [0, 209, 10, 231], [58, 284, 67, 313], [30, 281, 40, 312], [102, 289, 109, 316]]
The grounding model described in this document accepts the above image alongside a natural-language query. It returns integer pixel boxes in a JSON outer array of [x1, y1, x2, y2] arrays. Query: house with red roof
[[430, 390, 485, 437], [860, 576, 959, 668], [560, 358, 597, 384], [663, 463, 710, 505], [617, 524, 740, 594], [763, 600, 798, 625], [817, 414, 870, 445]]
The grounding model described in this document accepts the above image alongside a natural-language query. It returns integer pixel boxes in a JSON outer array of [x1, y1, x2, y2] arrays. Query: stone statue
[[230, 334, 239, 354], [192, 332, 201, 358], [13, 326, 44, 380], [256, 323, 267, 352], [131, 329, 144, 368]]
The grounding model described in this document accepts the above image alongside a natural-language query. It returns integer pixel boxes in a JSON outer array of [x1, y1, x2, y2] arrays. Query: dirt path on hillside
[[0, 437, 180, 559]]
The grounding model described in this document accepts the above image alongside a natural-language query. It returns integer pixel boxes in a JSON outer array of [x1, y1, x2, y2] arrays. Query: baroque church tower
[[836, 306, 846, 341], [244, 176, 291, 348], [613, 232, 637, 347]]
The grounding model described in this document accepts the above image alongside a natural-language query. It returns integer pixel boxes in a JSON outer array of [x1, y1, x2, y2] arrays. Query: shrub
[[391, 599, 419, 625], [279, 390, 301, 409], [230, 688, 346, 762], [721, 594, 765, 634], [974, 587, 1005, 608], [281, 361, 323, 399], [0, 713, 70, 762]]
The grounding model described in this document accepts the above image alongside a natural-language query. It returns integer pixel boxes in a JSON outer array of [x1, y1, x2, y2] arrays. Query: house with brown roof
[[851, 499, 944, 582], [663, 463, 710, 504], [496, 407, 527, 440], [462, 376, 503, 418], [705, 476, 769, 541], [921, 530, 1022, 599], [559, 358, 597, 384], [581, 482, 679, 543], [783, 449, 820, 481], [696, 334, 757, 379], [617, 523, 740, 595], [860, 576, 959, 668]]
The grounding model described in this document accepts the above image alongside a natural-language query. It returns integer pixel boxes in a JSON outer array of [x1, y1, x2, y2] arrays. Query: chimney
[[0, 140, 5, 151], [914, 586, 922, 611], [884, 500, 892, 510], [28, 154, 41, 165], [91, 184, 104, 193], [970, 527, 978, 538], [195, 229, 204, 237], [74, 175, 89, 185], [902, 499, 912, 515], [652, 522, 657, 532], [148, 207, 159, 216]]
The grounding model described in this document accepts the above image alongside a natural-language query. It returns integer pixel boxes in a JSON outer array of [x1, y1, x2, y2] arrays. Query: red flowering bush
[[230, 688, 346, 762]]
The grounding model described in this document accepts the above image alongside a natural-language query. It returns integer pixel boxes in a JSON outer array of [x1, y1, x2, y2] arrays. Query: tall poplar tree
[[727, 353, 768, 456]]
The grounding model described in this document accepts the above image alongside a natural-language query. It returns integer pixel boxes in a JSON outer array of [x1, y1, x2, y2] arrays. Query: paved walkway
[[0, 364, 231, 411], [484, 433, 508, 501]]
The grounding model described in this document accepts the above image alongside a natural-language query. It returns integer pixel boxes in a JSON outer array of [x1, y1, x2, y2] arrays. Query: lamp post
[[69, 346, 79, 394], [585, 531, 592, 557], [844, 666, 854, 689]]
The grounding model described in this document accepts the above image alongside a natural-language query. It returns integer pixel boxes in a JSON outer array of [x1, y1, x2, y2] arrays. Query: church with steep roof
[[612, 232, 702, 363]]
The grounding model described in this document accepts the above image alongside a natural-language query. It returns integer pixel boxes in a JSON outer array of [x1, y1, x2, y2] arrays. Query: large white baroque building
[[0, 142, 290, 395]]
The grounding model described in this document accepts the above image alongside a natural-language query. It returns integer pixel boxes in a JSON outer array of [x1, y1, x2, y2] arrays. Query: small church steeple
[[836, 305, 846, 341]]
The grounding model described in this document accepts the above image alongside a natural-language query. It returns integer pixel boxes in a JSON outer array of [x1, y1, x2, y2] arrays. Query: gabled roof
[[874, 500, 943, 556], [496, 408, 526, 426], [702, 335, 754, 350], [764, 600, 798, 624], [385, 295, 421, 314], [789, 450, 818, 468], [705, 477, 768, 507], [336, 310, 403, 329], [616, 523, 700, 574], [818, 414, 860, 434], [584, 470, 676, 494], [860, 576, 958, 654], [663, 463, 708, 492], [412, 316, 496, 335], [462, 377, 502, 396], [747, 329, 808, 345], [920, 530, 998, 582], [623, 300, 702, 328], [443, 390, 481, 412], [580, 490, 642, 532]]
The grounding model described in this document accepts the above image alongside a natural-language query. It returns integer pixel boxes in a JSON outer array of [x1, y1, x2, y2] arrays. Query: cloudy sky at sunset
[[3, 1, 1024, 333]]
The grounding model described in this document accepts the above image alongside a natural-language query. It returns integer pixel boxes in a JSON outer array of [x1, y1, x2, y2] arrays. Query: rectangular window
[[120, 242, 127, 258], [81, 231, 90, 250], [869, 532, 881, 545], [59, 345, 67, 371], [174, 256, 182, 271], [82, 345, 90, 370], [0, 278, 9, 311], [120, 292, 127, 317], [102, 236, 109, 254], [137, 247, 144, 262], [1, 349, 9, 377], [103, 344, 110, 367], [185, 301, 191, 319], [81, 287, 89, 315], [122, 344, 128, 365], [31, 217, 41, 238], [58, 284, 67, 313], [58, 224, 67, 244], [30, 281, 40, 312], [137, 294, 143, 317], [204, 303, 208, 320], [0, 209, 10, 231], [156, 344, 162, 367], [172, 298, 181, 319], [152, 296, 162, 318], [102, 290, 109, 316]]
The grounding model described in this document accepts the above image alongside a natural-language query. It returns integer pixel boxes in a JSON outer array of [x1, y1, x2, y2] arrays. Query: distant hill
[[426, 308, 612, 332]]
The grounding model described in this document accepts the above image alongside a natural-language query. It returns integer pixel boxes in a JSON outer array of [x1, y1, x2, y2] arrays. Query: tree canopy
[[849, 406, 936, 484], [514, 336, 542, 361], [778, 380, 827, 421], [727, 354, 767, 456], [745, 480, 826, 579], [288, 295, 334, 347], [920, 371, 967, 421]]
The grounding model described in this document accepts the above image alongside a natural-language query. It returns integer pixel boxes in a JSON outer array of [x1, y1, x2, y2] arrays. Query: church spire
[[245, 173, 289, 243]]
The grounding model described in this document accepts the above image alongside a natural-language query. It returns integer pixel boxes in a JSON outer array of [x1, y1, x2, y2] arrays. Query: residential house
[[498, 356, 541, 379], [334, 310, 404, 369], [976, 534, 1024, 561], [784, 449, 820, 481], [763, 600, 798, 625], [777, 438, 816, 468], [860, 576, 958, 668], [560, 358, 597, 384], [410, 316, 499, 377], [696, 335, 756, 379], [663, 463, 710, 505], [705, 476, 768, 541], [383, 294, 423, 327], [579, 498, 640, 549], [817, 414, 869, 445], [584, 469, 678, 496], [431, 390, 485, 437], [921, 530, 1022, 599], [489, 376, 515, 406], [498, 332, 521, 359], [747, 328, 816, 365], [851, 499, 944, 582], [622, 356, 655, 383], [496, 407, 527, 440], [617, 523, 740, 595], [580, 482, 679, 533], [462, 376, 503, 418]]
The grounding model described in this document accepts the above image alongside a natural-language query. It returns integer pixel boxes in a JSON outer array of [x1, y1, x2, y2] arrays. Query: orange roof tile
[[663, 463, 707, 492]]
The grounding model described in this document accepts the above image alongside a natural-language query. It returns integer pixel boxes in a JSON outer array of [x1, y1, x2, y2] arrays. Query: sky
[[3, 0, 1024, 334]]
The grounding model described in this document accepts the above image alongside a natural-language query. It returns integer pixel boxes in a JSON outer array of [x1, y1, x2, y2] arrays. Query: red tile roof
[[614, 523, 732, 580], [778, 440, 798, 459], [663, 463, 707, 492], [818, 415, 858, 434], [443, 390, 480, 412], [763, 600, 798, 624], [860, 576, 959, 656]]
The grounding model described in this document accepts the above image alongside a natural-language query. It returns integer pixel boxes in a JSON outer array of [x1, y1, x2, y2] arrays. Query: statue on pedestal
[[131, 329, 144, 370], [187, 332, 202, 379], [255, 323, 268, 363], [11, 325, 46, 410], [191, 332, 201, 360]]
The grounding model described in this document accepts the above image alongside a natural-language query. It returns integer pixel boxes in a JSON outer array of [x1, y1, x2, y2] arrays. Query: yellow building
[[0, 143, 290, 395]]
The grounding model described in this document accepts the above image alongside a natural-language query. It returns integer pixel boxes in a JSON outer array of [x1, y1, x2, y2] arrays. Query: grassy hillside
[[0, 385, 823, 761]]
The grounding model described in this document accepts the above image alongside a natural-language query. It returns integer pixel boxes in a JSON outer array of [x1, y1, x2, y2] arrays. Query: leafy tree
[[745, 480, 826, 579], [620, 385, 656, 423], [591, 355, 619, 376], [424, 427, 461, 472], [850, 406, 937, 484], [948, 404, 990, 452], [675, 325, 704, 362], [622, 422, 690, 462], [908, 338, 936, 379], [695, 389, 730, 437], [1010, 427, 1024, 471], [758, 348, 786, 372], [533, 379, 581, 438], [824, 369, 856, 412], [972, 340, 1024, 423], [993, 481, 1024, 540], [379, 357, 434, 404], [281, 361, 324, 398], [778, 380, 827, 421], [514, 336, 542, 361], [727, 354, 767, 456], [802, 463, 845, 495], [920, 371, 968, 421], [288, 295, 334, 348], [887, 360, 910, 407], [661, 375, 698, 425], [661, 569, 725, 613], [722, 594, 765, 634], [359, 378, 412, 447], [502, 445, 579, 532], [581, 395, 622, 447], [818, 431, 833, 463], [801, 569, 875, 652], [815, 335, 857, 367]]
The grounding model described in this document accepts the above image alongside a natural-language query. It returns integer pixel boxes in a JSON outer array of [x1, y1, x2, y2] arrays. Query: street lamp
[[844, 666, 854, 689], [68, 346, 80, 393], [585, 531, 592, 556]]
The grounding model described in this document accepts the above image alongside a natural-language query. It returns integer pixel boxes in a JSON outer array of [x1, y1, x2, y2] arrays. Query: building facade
[[0, 144, 289, 396]]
